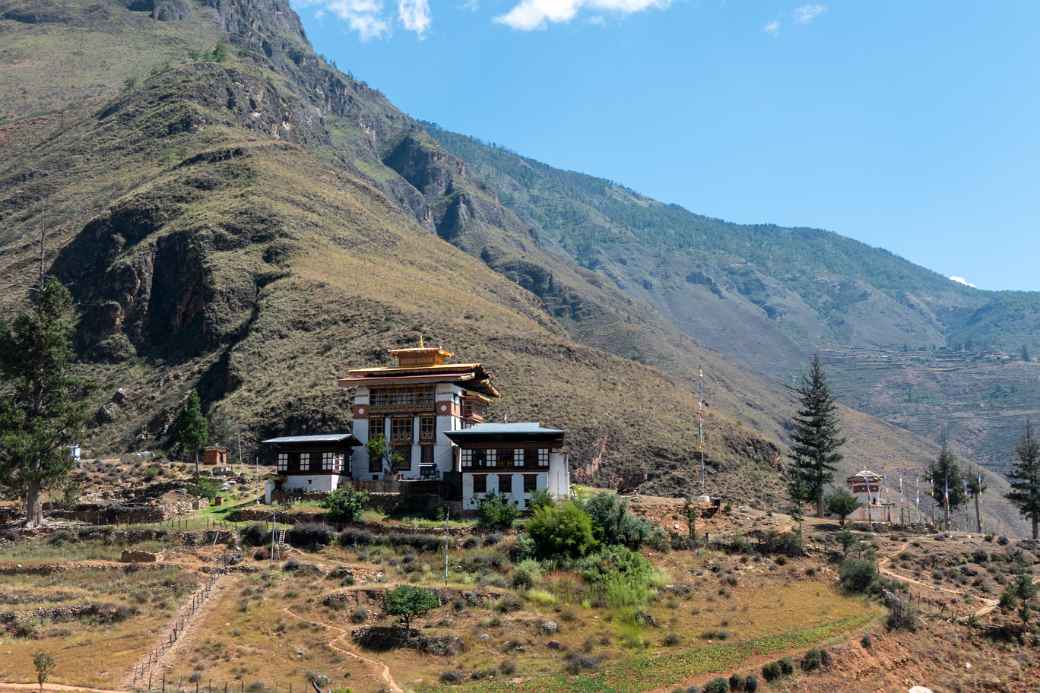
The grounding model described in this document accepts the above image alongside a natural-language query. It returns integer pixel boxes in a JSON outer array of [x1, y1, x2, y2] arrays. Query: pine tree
[[1007, 421, 1040, 540], [174, 390, 208, 477], [787, 355, 846, 516], [0, 278, 87, 527], [925, 439, 966, 531]]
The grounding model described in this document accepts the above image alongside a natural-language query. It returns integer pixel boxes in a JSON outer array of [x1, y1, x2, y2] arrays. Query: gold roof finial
[[419, 335, 425, 348]]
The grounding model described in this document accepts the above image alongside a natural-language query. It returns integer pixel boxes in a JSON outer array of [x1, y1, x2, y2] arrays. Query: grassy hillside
[[0, 0, 1027, 534]]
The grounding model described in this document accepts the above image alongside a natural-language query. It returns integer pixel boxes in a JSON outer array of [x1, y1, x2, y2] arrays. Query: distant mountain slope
[[425, 125, 1040, 474], [0, 0, 1026, 534]]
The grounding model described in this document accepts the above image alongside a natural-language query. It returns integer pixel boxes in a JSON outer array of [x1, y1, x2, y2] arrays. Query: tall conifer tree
[[174, 390, 208, 477], [0, 278, 86, 527], [1007, 421, 1040, 540], [788, 354, 846, 516], [925, 438, 965, 531]]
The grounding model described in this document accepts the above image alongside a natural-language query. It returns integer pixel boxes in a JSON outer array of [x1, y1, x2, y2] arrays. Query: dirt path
[[0, 684, 124, 693], [282, 606, 403, 693], [122, 572, 235, 689], [877, 541, 999, 618]]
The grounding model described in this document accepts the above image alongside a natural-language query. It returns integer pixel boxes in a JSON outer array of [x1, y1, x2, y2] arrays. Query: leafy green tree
[[173, 390, 208, 477], [476, 493, 519, 530], [366, 433, 404, 476], [1007, 421, 1040, 540], [825, 488, 861, 527], [527, 500, 596, 559], [528, 488, 554, 511], [925, 439, 965, 531], [321, 486, 368, 523], [787, 355, 846, 516], [33, 651, 55, 692], [0, 278, 87, 528], [384, 585, 439, 633]]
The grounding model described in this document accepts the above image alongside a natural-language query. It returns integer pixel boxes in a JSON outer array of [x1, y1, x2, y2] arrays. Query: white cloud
[[398, 0, 431, 35], [294, 0, 428, 39], [763, 19, 780, 35], [495, 0, 669, 31], [949, 276, 977, 288], [459, 0, 479, 10], [793, 3, 826, 24]]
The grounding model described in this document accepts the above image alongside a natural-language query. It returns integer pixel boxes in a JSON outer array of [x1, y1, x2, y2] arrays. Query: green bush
[[779, 658, 794, 675], [839, 557, 878, 593], [578, 545, 660, 609], [241, 523, 271, 547], [189, 478, 220, 500], [529, 488, 554, 511], [800, 648, 831, 672], [761, 662, 781, 682], [583, 493, 667, 550], [728, 673, 743, 690], [527, 500, 596, 559], [703, 678, 729, 693], [511, 559, 543, 590], [743, 675, 757, 692], [477, 493, 519, 530], [287, 523, 333, 550], [321, 487, 368, 523]]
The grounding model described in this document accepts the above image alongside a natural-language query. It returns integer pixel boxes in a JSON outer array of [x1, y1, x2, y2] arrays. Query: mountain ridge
[[0, 0, 1028, 534]]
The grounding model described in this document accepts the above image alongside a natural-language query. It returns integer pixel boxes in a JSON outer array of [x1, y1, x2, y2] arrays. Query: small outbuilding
[[261, 433, 360, 502], [445, 422, 570, 511], [202, 446, 229, 467]]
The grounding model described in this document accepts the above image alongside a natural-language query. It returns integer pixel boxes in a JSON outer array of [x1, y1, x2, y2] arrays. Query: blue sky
[[291, 0, 1040, 291]]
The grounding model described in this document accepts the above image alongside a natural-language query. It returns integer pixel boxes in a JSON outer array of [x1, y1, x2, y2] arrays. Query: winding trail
[[0, 684, 124, 693], [281, 605, 403, 693], [877, 540, 999, 618]]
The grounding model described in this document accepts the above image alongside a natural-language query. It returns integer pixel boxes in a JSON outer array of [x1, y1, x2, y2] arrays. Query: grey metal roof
[[445, 422, 563, 436], [261, 433, 357, 444]]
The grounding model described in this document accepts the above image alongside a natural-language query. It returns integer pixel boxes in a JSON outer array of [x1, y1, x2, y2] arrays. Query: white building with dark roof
[[445, 422, 570, 510]]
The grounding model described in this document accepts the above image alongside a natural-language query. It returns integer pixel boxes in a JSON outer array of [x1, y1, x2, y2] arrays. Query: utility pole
[[443, 509, 449, 585], [697, 367, 705, 497]]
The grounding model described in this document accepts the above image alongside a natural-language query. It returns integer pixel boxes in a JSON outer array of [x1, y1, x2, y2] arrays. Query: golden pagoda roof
[[337, 341, 499, 398]]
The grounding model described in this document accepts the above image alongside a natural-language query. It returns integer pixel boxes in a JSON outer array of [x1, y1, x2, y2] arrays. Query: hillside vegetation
[[0, 0, 1028, 534]]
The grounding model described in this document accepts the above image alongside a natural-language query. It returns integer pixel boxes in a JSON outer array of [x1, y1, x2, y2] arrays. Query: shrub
[[287, 523, 333, 550], [800, 648, 830, 671], [582, 493, 666, 550], [564, 654, 599, 675], [241, 523, 272, 547], [663, 632, 681, 646], [578, 545, 659, 609], [499, 660, 517, 675], [728, 673, 743, 690], [703, 678, 729, 693], [825, 488, 862, 526], [384, 586, 440, 632], [525, 589, 557, 607], [756, 530, 803, 557], [743, 675, 757, 692], [439, 670, 464, 684], [839, 557, 878, 593], [527, 500, 596, 559], [885, 593, 919, 631], [321, 487, 368, 523], [860, 633, 872, 649], [477, 493, 520, 530], [761, 662, 781, 682], [529, 488, 554, 511], [779, 658, 794, 675], [512, 559, 543, 590], [351, 607, 369, 624]]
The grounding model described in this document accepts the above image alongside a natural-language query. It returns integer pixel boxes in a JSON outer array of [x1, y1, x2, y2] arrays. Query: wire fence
[[131, 677, 323, 693]]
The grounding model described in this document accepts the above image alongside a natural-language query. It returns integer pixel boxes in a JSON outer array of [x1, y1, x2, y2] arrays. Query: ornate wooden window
[[391, 416, 413, 444], [369, 386, 435, 412], [496, 449, 514, 468], [420, 446, 434, 466], [514, 449, 525, 467], [473, 474, 487, 494], [322, 452, 337, 471], [460, 449, 473, 468], [537, 449, 550, 467], [299, 452, 310, 471], [369, 416, 385, 442], [523, 474, 537, 492], [498, 474, 512, 495], [276, 452, 288, 472], [419, 415, 436, 442]]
